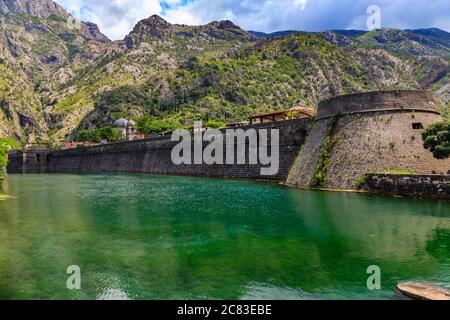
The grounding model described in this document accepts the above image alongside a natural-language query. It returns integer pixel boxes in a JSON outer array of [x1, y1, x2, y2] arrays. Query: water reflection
[[0, 174, 449, 300]]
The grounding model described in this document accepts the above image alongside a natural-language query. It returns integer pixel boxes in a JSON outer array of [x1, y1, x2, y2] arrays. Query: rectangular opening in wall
[[412, 123, 424, 130]]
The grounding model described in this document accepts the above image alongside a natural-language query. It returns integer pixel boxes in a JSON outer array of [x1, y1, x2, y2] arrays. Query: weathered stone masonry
[[287, 90, 450, 190], [7, 119, 311, 181], [363, 174, 450, 198]]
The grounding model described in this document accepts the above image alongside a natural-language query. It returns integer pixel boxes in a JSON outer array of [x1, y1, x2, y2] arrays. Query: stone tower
[[287, 90, 450, 189]]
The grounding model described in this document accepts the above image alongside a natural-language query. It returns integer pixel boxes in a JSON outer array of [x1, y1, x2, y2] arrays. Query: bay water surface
[[0, 174, 449, 300]]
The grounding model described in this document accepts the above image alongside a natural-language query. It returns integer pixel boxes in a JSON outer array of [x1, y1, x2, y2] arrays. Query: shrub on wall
[[312, 136, 338, 187]]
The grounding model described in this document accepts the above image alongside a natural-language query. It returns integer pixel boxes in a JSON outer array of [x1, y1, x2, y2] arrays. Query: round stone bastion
[[287, 90, 450, 190], [317, 90, 439, 119]]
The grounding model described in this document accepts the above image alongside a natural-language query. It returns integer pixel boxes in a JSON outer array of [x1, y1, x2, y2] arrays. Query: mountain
[[126, 15, 253, 49], [352, 28, 450, 58], [62, 24, 448, 139], [0, 0, 112, 141], [0, 0, 68, 18], [249, 30, 298, 38], [406, 28, 450, 48], [48, 15, 256, 140], [330, 30, 368, 38], [253, 28, 450, 58], [0, 1, 449, 143], [321, 28, 450, 106]]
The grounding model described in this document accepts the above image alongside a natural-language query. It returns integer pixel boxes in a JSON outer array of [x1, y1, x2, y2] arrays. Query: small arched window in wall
[[412, 123, 424, 130]]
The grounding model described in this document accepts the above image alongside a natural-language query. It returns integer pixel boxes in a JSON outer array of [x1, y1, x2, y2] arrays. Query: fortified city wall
[[363, 173, 450, 198], [7, 119, 311, 181], [286, 90, 450, 189], [7, 90, 450, 193]]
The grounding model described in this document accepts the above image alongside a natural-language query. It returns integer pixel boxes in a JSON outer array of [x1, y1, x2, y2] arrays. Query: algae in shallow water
[[0, 194, 14, 201]]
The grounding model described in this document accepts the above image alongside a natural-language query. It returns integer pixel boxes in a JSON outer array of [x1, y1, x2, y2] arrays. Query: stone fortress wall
[[363, 174, 450, 198], [7, 90, 450, 193], [286, 90, 450, 190], [7, 119, 311, 181]]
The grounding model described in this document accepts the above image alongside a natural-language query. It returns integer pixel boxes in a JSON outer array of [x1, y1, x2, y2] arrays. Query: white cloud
[[161, 0, 450, 33], [163, 0, 184, 5], [55, 0, 450, 40], [163, 8, 202, 26], [57, 0, 163, 40], [294, 0, 308, 10]]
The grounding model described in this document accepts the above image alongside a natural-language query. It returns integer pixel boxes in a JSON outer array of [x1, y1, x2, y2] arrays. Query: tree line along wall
[[7, 119, 312, 181], [286, 90, 450, 190]]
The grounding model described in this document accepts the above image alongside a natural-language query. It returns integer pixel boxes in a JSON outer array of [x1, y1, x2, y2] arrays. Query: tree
[[205, 121, 226, 129], [422, 121, 450, 159], [76, 129, 101, 143], [0, 137, 20, 180], [136, 116, 182, 135], [98, 126, 123, 143], [76, 126, 123, 143]]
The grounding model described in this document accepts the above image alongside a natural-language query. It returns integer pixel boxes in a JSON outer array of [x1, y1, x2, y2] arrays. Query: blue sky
[[56, 0, 450, 40]]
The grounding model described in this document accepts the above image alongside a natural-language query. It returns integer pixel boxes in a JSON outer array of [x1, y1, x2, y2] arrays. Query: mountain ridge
[[0, 0, 69, 18], [0, 4, 448, 143], [124, 15, 254, 49]]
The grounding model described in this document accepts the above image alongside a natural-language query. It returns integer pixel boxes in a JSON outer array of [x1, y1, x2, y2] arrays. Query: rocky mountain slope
[[0, 0, 111, 142], [0, 0, 449, 143]]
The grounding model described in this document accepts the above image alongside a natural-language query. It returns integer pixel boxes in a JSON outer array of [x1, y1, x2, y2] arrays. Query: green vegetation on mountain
[[354, 28, 450, 58], [0, 0, 449, 144]]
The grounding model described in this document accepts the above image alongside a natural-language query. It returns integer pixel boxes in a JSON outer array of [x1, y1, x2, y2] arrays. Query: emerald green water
[[0, 174, 449, 300]]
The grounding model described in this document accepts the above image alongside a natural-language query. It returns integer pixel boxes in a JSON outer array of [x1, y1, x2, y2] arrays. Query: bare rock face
[[322, 31, 356, 47], [144, 14, 172, 28], [1, 0, 109, 43], [125, 15, 173, 47], [83, 22, 110, 42], [0, 0, 69, 18], [204, 20, 254, 40], [125, 15, 254, 49], [0, 0, 112, 142]]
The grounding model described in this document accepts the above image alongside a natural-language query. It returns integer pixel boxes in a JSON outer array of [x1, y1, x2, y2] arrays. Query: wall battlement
[[8, 118, 311, 181], [317, 90, 438, 119]]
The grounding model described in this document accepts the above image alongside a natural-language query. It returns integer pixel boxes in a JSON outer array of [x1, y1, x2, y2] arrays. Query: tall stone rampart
[[287, 90, 450, 189], [8, 119, 311, 181]]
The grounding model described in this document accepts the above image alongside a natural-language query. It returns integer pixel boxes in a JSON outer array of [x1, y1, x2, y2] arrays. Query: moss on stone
[[312, 136, 338, 187]]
